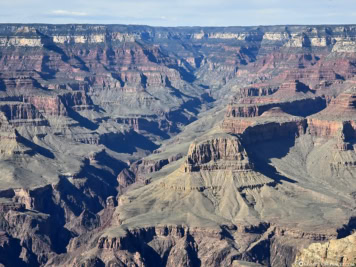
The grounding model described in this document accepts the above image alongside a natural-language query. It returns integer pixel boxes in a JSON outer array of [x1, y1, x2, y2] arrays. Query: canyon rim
[[0, 23, 355, 266]]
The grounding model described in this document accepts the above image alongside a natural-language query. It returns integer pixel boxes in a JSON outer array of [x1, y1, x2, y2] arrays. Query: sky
[[0, 0, 355, 26]]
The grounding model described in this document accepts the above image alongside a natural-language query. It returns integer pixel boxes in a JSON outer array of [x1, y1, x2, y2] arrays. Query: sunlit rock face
[[0, 24, 355, 266]]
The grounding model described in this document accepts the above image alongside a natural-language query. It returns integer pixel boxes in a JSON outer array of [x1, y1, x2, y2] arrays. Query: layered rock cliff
[[0, 23, 356, 266]]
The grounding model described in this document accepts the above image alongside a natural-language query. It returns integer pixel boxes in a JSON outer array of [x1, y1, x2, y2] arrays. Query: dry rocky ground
[[0, 24, 355, 266]]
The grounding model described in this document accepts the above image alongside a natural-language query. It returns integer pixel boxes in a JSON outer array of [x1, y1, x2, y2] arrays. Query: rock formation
[[0, 24, 355, 266], [293, 232, 356, 267]]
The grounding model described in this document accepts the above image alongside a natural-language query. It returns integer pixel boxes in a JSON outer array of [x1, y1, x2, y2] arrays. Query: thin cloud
[[0, 0, 355, 26], [51, 10, 88, 17]]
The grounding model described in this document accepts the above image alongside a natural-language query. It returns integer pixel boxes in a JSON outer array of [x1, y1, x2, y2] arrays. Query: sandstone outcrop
[[0, 24, 356, 267], [293, 233, 356, 267], [184, 135, 252, 172], [307, 89, 356, 152]]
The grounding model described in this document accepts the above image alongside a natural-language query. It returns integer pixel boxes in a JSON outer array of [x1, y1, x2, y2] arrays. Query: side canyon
[[0, 24, 355, 266]]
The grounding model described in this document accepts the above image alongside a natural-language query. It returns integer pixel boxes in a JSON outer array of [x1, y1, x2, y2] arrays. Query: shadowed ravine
[[0, 24, 355, 266]]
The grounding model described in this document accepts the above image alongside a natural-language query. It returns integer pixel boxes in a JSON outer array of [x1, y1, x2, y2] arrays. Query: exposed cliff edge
[[293, 232, 356, 267], [0, 23, 356, 266]]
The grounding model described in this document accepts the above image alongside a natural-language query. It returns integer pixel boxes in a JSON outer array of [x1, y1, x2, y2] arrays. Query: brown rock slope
[[0, 24, 356, 266], [53, 123, 356, 266]]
